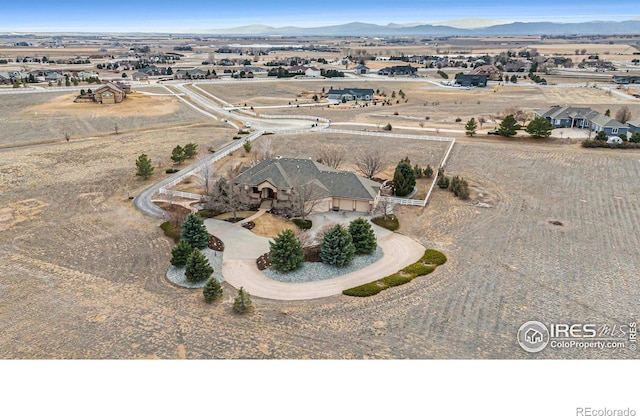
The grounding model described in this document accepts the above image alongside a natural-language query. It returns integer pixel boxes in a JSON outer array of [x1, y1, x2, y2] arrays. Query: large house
[[234, 158, 381, 214], [174, 68, 207, 79], [534, 106, 628, 137], [327, 88, 374, 101], [288, 65, 321, 77], [354, 64, 370, 75], [377, 65, 417, 76], [90, 82, 130, 104]]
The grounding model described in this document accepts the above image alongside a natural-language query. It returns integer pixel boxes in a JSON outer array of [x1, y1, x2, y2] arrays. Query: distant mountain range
[[206, 20, 640, 37]]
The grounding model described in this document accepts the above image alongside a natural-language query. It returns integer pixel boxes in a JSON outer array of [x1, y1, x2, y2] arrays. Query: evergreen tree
[[392, 161, 416, 197], [170, 240, 193, 267], [184, 143, 198, 159], [525, 118, 553, 138], [498, 114, 519, 137], [233, 287, 253, 314], [348, 218, 377, 255], [437, 168, 450, 189], [320, 224, 356, 267], [604, 109, 611, 117], [424, 164, 434, 178], [180, 214, 210, 249], [185, 248, 213, 283], [269, 229, 304, 273], [135, 153, 154, 179], [465, 118, 478, 136], [595, 131, 608, 141], [203, 276, 223, 303], [171, 145, 186, 164]]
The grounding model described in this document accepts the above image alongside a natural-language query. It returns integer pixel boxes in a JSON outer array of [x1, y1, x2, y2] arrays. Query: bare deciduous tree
[[478, 116, 486, 129], [256, 137, 276, 161], [316, 146, 346, 169], [207, 163, 248, 220], [290, 179, 324, 221], [196, 158, 214, 197], [354, 149, 386, 180], [615, 106, 633, 124]]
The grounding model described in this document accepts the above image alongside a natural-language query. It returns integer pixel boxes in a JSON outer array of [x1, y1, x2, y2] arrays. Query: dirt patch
[[251, 213, 296, 238]]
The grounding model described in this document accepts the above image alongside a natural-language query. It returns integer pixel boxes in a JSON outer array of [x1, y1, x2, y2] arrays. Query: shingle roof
[[588, 113, 626, 128], [627, 117, 640, 127], [328, 88, 374, 96], [235, 158, 380, 201]]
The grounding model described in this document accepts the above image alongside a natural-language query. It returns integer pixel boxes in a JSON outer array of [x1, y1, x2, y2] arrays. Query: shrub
[[203, 277, 223, 303], [437, 174, 450, 189], [170, 240, 193, 267], [402, 263, 435, 276], [383, 123, 392, 131], [382, 273, 413, 287], [292, 218, 312, 230], [160, 221, 181, 243], [342, 282, 386, 297], [371, 215, 399, 231], [420, 249, 447, 265], [424, 164, 434, 178], [165, 168, 179, 174]]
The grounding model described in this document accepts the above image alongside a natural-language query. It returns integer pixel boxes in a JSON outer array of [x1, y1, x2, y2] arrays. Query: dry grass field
[[1, 66, 640, 360]]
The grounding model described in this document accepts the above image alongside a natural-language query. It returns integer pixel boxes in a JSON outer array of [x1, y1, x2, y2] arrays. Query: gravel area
[[263, 246, 384, 283], [166, 248, 225, 288]]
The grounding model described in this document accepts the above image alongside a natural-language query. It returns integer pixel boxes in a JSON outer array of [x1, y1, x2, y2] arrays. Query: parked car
[[488, 130, 500, 135]]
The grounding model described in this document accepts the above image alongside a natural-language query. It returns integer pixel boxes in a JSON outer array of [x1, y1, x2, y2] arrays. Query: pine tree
[[180, 214, 210, 249], [392, 161, 416, 197], [233, 287, 253, 314], [203, 276, 223, 303], [320, 224, 356, 267], [135, 154, 154, 179], [185, 248, 213, 283], [424, 164, 434, 178], [525, 118, 553, 138], [170, 240, 193, 267], [498, 114, 519, 137], [348, 218, 377, 255], [184, 143, 198, 159], [269, 229, 304, 273], [465, 118, 478, 136], [171, 145, 186, 164]]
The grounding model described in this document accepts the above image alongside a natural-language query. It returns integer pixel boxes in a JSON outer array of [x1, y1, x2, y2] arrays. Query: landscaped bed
[[166, 248, 224, 288], [263, 246, 384, 283], [342, 249, 446, 297]]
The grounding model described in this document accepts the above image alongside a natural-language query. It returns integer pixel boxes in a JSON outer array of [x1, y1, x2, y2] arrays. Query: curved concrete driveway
[[204, 213, 425, 301]]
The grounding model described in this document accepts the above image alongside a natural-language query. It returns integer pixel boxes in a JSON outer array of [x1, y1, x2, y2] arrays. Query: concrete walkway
[[204, 212, 425, 301], [238, 209, 267, 226]]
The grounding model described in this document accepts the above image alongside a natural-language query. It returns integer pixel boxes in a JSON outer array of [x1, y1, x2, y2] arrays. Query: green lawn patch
[[160, 221, 181, 243], [371, 215, 399, 231], [343, 249, 446, 297]]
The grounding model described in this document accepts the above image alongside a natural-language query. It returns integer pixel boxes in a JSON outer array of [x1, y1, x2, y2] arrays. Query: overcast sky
[[2, 0, 639, 32]]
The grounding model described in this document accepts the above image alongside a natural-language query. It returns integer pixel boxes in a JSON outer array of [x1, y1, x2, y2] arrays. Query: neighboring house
[[469, 64, 502, 80], [234, 158, 381, 214], [455, 74, 487, 87], [132, 71, 149, 81], [0, 72, 11, 84], [76, 70, 96, 80], [327, 88, 375, 101], [92, 82, 127, 104], [354, 64, 370, 75], [613, 75, 640, 84], [377, 65, 417, 76], [288, 65, 321, 77], [45, 72, 65, 83], [627, 118, 640, 134], [535, 106, 629, 137], [174, 68, 207, 79]]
